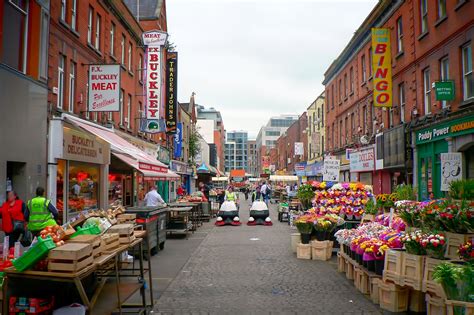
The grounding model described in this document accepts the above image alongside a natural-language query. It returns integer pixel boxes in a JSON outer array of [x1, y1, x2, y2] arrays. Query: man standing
[[144, 186, 165, 206], [260, 181, 269, 205], [26, 187, 58, 236]]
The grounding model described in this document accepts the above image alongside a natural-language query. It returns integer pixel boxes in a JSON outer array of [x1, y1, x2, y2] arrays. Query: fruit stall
[[0, 205, 155, 314]]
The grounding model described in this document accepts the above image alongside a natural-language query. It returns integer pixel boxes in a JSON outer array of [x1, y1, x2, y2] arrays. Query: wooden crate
[[296, 243, 311, 259], [401, 253, 425, 290], [117, 213, 136, 225], [106, 224, 136, 244], [445, 232, 474, 259], [378, 280, 409, 313], [102, 233, 120, 252], [383, 249, 404, 285], [337, 253, 346, 273], [48, 243, 93, 272], [446, 300, 474, 315], [370, 278, 380, 304], [67, 234, 102, 258], [311, 240, 333, 261], [290, 233, 300, 253], [409, 289, 426, 313], [360, 214, 375, 223], [423, 257, 448, 298], [354, 267, 370, 295], [426, 293, 447, 315], [345, 259, 355, 280]]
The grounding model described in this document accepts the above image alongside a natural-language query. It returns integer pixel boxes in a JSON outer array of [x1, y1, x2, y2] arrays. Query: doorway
[[6, 161, 26, 200]]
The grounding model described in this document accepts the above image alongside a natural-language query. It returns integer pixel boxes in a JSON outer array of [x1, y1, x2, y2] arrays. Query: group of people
[[251, 181, 272, 205], [0, 187, 59, 248]]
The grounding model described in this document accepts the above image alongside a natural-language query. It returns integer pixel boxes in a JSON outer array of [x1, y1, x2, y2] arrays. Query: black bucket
[[301, 233, 311, 244], [375, 259, 384, 276]]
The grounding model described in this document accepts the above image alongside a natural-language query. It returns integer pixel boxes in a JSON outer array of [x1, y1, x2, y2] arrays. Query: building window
[[437, 0, 446, 20], [127, 94, 132, 128], [389, 108, 394, 128], [338, 79, 342, 103], [350, 113, 354, 134], [60, 0, 66, 21], [421, 0, 428, 34], [339, 120, 343, 146], [440, 57, 449, 108], [363, 105, 367, 133], [39, 8, 49, 80], [139, 54, 143, 82], [368, 48, 373, 76], [331, 85, 335, 109], [423, 68, 432, 114], [399, 83, 405, 123], [344, 73, 348, 97], [397, 17, 403, 53], [128, 42, 132, 72], [71, 0, 77, 30], [68, 61, 76, 113], [462, 43, 473, 101], [57, 55, 65, 109], [121, 35, 125, 65], [87, 7, 93, 44], [361, 55, 366, 82], [350, 67, 354, 92], [2, 0, 28, 72], [95, 14, 101, 50], [119, 89, 124, 125], [110, 23, 115, 56]]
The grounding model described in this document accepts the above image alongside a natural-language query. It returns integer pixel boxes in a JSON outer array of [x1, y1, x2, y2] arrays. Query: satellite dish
[[360, 135, 369, 145]]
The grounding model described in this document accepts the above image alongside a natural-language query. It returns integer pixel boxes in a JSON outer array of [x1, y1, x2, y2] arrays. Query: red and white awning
[[113, 152, 179, 181]]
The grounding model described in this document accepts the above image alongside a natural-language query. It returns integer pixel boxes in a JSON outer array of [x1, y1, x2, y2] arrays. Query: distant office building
[[247, 140, 258, 176], [196, 105, 226, 172], [224, 131, 248, 173]]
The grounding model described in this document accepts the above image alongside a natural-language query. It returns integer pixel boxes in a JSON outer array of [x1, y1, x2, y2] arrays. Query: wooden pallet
[[102, 233, 121, 253], [48, 243, 93, 273]]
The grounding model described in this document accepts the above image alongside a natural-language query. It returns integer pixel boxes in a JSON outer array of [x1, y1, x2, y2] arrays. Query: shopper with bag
[[0, 191, 27, 247]]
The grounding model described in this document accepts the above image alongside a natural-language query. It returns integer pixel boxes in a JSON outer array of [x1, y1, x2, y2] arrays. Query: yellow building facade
[[306, 92, 325, 163]]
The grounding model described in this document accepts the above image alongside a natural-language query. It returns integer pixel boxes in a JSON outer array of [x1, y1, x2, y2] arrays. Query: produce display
[[39, 225, 66, 247], [177, 192, 206, 202]]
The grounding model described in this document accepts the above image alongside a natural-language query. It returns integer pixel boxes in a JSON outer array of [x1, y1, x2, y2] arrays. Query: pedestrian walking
[[260, 181, 270, 205], [199, 181, 210, 201], [0, 191, 27, 247], [144, 185, 165, 206], [26, 187, 58, 237]]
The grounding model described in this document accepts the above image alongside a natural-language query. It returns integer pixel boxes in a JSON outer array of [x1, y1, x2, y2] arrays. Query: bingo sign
[[323, 158, 340, 182], [372, 28, 392, 108], [440, 153, 462, 191], [143, 30, 168, 132], [88, 65, 120, 112]]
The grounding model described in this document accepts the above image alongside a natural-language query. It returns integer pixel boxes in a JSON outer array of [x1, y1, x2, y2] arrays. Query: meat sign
[[88, 65, 121, 112]]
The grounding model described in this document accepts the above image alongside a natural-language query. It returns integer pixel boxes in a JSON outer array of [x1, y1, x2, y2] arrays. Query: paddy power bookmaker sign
[[372, 28, 392, 108], [166, 52, 178, 134], [142, 30, 168, 133]]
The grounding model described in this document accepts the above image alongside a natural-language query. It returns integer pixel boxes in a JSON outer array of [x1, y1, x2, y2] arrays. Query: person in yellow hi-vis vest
[[26, 187, 59, 236], [225, 186, 239, 209]]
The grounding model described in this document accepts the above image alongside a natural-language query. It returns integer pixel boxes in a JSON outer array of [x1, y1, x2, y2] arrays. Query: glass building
[[225, 131, 248, 173]]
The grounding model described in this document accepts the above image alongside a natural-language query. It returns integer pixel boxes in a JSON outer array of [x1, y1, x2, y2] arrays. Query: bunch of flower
[[436, 200, 474, 233], [376, 193, 397, 209], [396, 200, 423, 228], [401, 231, 427, 255], [294, 214, 315, 234], [421, 233, 446, 259], [458, 240, 473, 261]]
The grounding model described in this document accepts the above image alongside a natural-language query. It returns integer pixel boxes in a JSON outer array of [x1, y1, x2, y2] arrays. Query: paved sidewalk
[[153, 198, 382, 314]]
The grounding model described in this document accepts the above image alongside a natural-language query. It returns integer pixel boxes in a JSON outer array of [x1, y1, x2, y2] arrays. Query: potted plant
[[458, 241, 473, 262], [294, 216, 313, 244], [421, 233, 446, 259], [401, 231, 427, 255], [449, 179, 474, 201]]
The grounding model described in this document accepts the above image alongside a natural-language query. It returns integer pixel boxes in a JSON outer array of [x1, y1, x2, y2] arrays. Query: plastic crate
[[70, 225, 101, 238], [12, 237, 56, 272]]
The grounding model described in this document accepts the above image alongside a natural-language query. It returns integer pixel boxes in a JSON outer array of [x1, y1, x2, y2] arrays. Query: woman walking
[[1, 191, 26, 247]]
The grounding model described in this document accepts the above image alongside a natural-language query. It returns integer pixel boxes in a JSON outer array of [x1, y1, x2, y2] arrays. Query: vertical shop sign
[[166, 52, 178, 134], [88, 65, 120, 112], [372, 28, 392, 108], [440, 153, 462, 191], [174, 122, 183, 158]]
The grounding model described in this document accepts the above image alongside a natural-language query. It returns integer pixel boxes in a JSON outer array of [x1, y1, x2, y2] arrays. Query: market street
[[152, 196, 381, 314]]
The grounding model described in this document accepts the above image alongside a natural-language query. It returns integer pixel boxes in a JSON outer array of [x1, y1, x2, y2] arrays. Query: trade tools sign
[[323, 158, 340, 182], [166, 52, 178, 134], [440, 153, 462, 191], [371, 28, 392, 108], [88, 65, 120, 112], [142, 30, 168, 133]]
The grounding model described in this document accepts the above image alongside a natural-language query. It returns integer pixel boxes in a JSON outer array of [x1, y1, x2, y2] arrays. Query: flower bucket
[[351, 250, 356, 260], [367, 260, 375, 272], [375, 258, 384, 276], [300, 233, 311, 244], [314, 230, 327, 241], [356, 253, 363, 265]]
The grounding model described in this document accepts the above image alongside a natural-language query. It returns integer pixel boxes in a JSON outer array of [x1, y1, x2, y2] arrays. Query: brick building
[[275, 113, 308, 174], [323, 0, 474, 197]]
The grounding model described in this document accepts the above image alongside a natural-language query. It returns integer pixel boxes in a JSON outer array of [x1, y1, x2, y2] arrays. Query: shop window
[[440, 57, 449, 108], [2, 0, 28, 72], [462, 43, 473, 101], [423, 68, 432, 114], [68, 161, 99, 214], [56, 160, 66, 223]]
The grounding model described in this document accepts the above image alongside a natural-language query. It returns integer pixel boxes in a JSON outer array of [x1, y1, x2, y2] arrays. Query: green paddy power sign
[[416, 114, 474, 144]]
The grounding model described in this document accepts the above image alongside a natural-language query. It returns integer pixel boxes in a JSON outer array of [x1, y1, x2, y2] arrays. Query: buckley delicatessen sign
[[88, 65, 121, 112]]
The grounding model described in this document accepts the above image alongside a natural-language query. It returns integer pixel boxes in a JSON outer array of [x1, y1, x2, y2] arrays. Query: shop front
[[48, 119, 110, 223], [349, 145, 390, 194], [381, 125, 411, 190], [305, 161, 323, 181], [170, 160, 193, 194], [337, 153, 351, 182], [415, 113, 474, 200]]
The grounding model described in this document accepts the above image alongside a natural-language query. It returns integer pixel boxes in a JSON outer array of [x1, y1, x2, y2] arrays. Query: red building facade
[[275, 113, 308, 174]]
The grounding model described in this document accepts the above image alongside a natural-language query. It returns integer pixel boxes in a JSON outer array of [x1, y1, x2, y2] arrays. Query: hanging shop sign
[[350, 146, 375, 172], [440, 153, 462, 191], [63, 127, 110, 164], [434, 81, 455, 101], [157, 146, 170, 165], [142, 30, 168, 47], [173, 122, 183, 158], [371, 28, 392, 108], [166, 52, 178, 134], [295, 162, 307, 177], [323, 158, 340, 182], [294, 142, 304, 156], [416, 114, 474, 144], [170, 160, 191, 175], [88, 65, 120, 112]]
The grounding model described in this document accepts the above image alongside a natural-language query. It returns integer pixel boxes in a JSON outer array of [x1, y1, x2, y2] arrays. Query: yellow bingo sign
[[372, 28, 392, 108]]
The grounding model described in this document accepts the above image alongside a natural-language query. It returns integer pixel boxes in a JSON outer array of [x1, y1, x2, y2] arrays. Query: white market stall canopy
[[212, 177, 229, 182], [248, 178, 262, 182], [269, 175, 298, 182]]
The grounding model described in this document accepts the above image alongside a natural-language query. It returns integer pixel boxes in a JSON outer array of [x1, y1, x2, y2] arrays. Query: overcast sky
[[167, 0, 378, 138]]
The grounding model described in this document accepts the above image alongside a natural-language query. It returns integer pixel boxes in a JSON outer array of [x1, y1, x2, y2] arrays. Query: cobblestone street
[[154, 198, 382, 314]]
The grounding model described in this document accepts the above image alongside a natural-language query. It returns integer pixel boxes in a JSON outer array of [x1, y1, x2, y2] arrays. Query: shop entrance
[[6, 161, 26, 199]]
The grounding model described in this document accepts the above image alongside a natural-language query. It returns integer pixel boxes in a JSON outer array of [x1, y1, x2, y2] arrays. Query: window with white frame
[[57, 55, 65, 109], [71, 0, 77, 30], [423, 68, 432, 114], [2, 0, 29, 73], [397, 17, 403, 53], [139, 54, 143, 82], [127, 94, 132, 128], [421, 0, 428, 34], [399, 83, 406, 123], [437, 0, 446, 19], [119, 89, 124, 125], [39, 8, 49, 80], [462, 43, 473, 101], [60, 0, 66, 21], [344, 73, 347, 97], [95, 14, 101, 50], [128, 42, 132, 72], [440, 57, 449, 108], [68, 61, 76, 113], [110, 23, 115, 56], [87, 7, 93, 44], [121, 35, 125, 65], [361, 55, 366, 82]]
